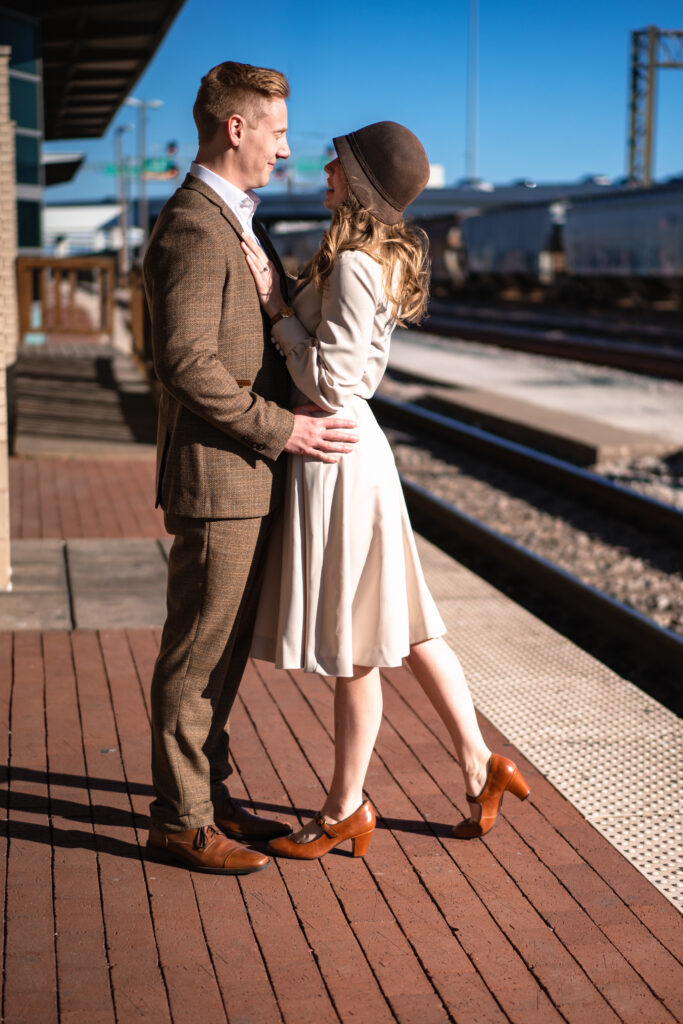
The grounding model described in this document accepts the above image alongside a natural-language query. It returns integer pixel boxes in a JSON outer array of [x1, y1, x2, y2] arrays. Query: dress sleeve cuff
[[271, 314, 310, 356]]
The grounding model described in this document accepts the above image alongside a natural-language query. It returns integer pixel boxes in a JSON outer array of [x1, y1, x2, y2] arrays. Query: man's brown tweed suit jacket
[[143, 173, 295, 518]]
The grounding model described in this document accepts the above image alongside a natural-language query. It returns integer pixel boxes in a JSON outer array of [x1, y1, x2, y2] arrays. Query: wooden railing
[[16, 255, 116, 345], [129, 263, 154, 380]]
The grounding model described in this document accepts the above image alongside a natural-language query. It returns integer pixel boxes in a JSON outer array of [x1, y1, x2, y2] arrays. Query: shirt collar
[[190, 161, 261, 230]]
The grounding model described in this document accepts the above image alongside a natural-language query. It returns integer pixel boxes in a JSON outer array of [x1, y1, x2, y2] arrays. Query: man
[[143, 62, 357, 874]]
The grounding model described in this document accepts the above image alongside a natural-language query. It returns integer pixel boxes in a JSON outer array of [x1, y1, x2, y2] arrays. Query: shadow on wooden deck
[[1, 630, 682, 1024]]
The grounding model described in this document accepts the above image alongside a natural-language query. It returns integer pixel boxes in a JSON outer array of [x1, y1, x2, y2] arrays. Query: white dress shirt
[[189, 160, 262, 245]]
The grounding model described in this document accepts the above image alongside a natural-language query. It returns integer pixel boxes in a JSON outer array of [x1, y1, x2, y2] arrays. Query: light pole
[[466, 0, 479, 183], [114, 123, 132, 275], [125, 97, 163, 247]]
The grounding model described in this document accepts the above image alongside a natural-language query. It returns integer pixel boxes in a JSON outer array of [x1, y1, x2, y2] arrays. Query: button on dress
[[250, 249, 445, 677]]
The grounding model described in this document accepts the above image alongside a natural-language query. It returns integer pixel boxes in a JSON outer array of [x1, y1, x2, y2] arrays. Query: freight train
[[427, 178, 683, 305], [270, 178, 683, 307]]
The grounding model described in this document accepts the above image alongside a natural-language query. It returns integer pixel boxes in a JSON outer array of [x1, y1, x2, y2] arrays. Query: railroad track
[[428, 299, 683, 346], [421, 310, 683, 380], [372, 394, 683, 696], [373, 394, 683, 542]]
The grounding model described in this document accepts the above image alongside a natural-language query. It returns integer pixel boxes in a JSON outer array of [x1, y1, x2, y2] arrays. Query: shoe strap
[[314, 812, 339, 838], [465, 794, 480, 805]]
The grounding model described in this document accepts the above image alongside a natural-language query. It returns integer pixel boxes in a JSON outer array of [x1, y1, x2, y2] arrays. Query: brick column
[[0, 46, 17, 590]]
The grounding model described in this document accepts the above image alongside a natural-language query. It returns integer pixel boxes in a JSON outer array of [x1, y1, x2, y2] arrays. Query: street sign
[[104, 163, 131, 175], [295, 156, 327, 174], [104, 157, 177, 176], [144, 157, 175, 173]]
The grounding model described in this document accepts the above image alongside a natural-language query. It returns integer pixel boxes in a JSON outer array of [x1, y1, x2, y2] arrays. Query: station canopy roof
[[9, 0, 185, 139], [42, 150, 85, 185]]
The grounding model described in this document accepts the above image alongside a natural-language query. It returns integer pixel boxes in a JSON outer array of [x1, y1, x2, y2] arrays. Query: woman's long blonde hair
[[300, 195, 430, 326]]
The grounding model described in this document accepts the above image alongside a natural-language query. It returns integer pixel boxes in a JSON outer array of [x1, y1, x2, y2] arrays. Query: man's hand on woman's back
[[285, 403, 359, 463]]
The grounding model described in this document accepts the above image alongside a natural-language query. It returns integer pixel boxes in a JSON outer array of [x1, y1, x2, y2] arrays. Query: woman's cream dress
[[250, 249, 445, 677]]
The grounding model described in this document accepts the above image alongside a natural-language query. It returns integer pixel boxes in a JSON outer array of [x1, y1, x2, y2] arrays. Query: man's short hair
[[193, 61, 290, 144]]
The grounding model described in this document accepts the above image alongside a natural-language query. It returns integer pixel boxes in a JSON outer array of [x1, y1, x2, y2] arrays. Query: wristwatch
[[269, 304, 295, 327]]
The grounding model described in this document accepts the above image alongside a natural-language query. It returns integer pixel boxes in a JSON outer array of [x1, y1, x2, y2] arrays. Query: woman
[[242, 121, 529, 858]]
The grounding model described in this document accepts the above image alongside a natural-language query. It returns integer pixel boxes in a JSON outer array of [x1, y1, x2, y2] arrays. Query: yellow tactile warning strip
[[415, 534, 683, 913]]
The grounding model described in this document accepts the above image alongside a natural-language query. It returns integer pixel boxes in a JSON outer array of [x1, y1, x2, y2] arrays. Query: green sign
[[104, 157, 176, 176], [144, 157, 175, 173], [295, 156, 327, 175]]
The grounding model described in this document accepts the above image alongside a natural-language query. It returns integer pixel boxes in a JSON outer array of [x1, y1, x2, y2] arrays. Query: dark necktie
[[253, 219, 290, 302]]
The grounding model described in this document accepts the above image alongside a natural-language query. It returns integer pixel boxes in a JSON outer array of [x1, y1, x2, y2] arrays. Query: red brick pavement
[[9, 457, 165, 539], [1, 631, 682, 1024]]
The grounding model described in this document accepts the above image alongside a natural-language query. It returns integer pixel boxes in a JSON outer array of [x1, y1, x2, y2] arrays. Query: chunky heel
[[268, 801, 376, 861], [453, 753, 530, 840], [351, 830, 373, 857], [507, 769, 530, 802]]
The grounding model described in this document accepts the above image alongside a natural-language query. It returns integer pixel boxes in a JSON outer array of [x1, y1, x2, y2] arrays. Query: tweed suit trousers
[[150, 511, 275, 831]]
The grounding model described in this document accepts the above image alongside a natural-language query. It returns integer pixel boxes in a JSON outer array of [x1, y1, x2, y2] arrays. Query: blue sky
[[45, 0, 683, 204]]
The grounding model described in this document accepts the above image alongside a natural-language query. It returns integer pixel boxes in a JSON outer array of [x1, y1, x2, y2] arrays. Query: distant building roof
[[44, 202, 121, 235], [234, 179, 625, 225], [43, 202, 123, 254], [3, 0, 185, 139]]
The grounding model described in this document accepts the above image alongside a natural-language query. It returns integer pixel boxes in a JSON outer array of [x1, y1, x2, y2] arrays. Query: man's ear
[[226, 114, 244, 147]]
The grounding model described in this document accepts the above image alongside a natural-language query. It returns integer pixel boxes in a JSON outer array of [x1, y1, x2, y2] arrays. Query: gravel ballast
[[378, 380, 683, 639]]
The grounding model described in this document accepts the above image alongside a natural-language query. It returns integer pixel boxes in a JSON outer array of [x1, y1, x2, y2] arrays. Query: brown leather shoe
[[146, 823, 269, 874], [268, 801, 376, 860], [213, 799, 293, 842], [452, 754, 530, 840]]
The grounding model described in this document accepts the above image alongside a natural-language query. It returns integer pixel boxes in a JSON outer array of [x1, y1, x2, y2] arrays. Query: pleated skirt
[[250, 396, 446, 677]]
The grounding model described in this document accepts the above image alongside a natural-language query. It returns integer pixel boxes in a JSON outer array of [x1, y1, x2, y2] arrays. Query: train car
[[230, 181, 683, 307], [425, 178, 683, 306], [413, 214, 463, 292], [269, 221, 326, 276], [269, 214, 465, 289], [458, 201, 565, 292], [563, 180, 683, 301]]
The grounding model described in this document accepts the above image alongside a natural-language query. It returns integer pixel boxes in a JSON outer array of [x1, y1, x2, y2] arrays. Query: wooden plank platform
[[2, 630, 681, 1024], [9, 457, 164, 539]]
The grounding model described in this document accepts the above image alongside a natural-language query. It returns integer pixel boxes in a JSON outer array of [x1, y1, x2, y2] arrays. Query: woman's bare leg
[[324, 666, 383, 818], [406, 637, 491, 820], [290, 666, 382, 843]]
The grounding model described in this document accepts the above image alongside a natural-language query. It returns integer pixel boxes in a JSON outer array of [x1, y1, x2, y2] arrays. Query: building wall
[[0, 44, 17, 589], [0, 7, 43, 252]]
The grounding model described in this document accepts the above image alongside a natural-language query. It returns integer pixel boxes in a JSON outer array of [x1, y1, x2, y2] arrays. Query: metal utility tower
[[628, 26, 683, 186]]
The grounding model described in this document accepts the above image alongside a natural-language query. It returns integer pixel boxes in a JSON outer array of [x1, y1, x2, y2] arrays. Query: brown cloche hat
[[333, 121, 430, 225]]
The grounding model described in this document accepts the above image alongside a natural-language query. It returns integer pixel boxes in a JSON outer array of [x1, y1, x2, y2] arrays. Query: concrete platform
[[0, 539, 169, 629], [12, 347, 157, 459], [67, 539, 169, 629], [0, 540, 71, 630], [390, 328, 683, 459], [418, 386, 675, 465]]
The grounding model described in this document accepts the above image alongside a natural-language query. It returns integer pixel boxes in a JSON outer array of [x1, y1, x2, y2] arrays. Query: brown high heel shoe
[[268, 801, 376, 860], [452, 754, 530, 839]]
